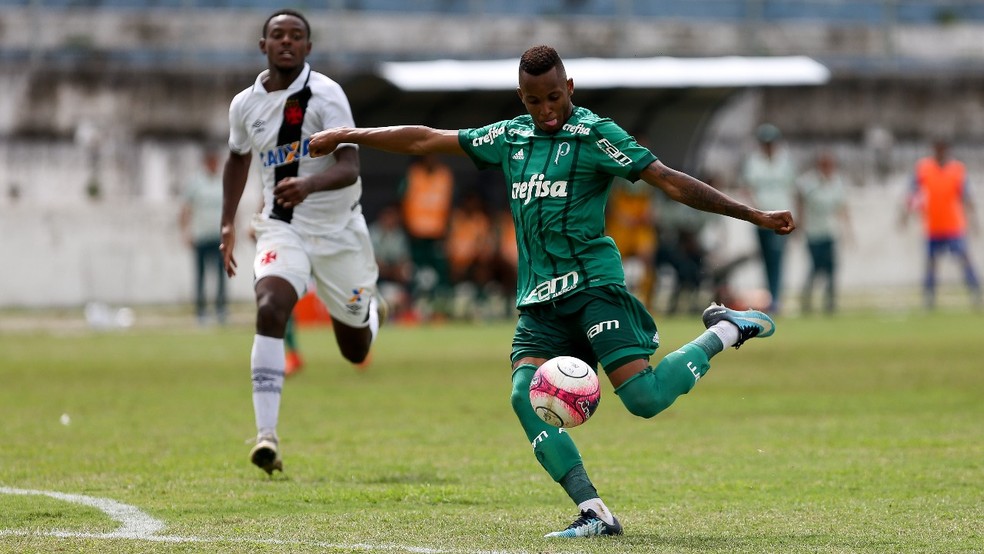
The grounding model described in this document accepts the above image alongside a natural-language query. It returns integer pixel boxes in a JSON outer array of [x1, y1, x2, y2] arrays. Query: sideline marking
[[0, 486, 165, 538], [0, 487, 524, 553]]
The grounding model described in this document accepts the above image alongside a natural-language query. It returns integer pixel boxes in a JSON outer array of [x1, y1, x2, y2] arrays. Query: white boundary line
[[0, 487, 525, 553]]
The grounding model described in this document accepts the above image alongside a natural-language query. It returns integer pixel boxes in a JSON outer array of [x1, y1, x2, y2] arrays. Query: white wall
[[0, 177, 261, 309], [3, 171, 981, 309]]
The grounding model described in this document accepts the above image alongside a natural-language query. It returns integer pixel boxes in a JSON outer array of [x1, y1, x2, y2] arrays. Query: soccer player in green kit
[[310, 45, 795, 538]]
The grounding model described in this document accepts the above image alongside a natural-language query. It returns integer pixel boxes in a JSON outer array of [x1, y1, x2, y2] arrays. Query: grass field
[[1, 306, 982, 553]]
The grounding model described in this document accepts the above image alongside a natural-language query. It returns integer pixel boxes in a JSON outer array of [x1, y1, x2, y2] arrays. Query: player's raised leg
[[614, 303, 774, 419], [312, 214, 386, 370]]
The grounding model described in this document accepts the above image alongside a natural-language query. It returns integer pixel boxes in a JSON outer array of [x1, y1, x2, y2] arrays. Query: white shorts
[[252, 213, 379, 328]]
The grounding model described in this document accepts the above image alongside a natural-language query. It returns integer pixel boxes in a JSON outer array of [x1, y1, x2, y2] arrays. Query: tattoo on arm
[[665, 168, 752, 220]]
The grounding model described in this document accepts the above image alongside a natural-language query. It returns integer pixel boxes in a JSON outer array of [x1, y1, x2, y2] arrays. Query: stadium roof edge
[[379, 55, 831, 91]]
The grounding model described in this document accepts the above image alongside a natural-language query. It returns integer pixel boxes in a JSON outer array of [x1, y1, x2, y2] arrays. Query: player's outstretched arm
[[641, 160, 796, 235], [309, 126, 464, 158]]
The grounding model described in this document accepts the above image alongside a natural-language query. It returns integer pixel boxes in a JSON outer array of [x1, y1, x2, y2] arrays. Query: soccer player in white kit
[[220, 9, 383, 476]]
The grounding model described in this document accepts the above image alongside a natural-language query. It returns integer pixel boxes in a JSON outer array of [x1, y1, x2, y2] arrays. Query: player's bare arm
[[220, 150, 251, 277], [640, 160, 796, 235], [273, 146, 360, 209], [309, 126, 463, 158]]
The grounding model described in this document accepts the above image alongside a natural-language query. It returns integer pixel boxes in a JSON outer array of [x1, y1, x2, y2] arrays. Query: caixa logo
[[524, 271, 579, 304], [261, 138, 311, 168]]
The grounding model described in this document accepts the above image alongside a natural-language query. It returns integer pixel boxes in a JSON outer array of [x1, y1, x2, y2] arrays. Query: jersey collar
[[253, 63, 312, 94]]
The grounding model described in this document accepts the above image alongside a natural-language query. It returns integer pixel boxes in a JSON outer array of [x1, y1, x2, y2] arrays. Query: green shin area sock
[[692, 329, 725, 358], [615, 344, 711, 418], [559, 463, 598, 505], [510, 364, 584, 481]]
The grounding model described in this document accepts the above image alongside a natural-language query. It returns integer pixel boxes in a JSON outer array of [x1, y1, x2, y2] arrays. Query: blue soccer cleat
[[701, 302, 775, 349], [544, 509, 623, 538]]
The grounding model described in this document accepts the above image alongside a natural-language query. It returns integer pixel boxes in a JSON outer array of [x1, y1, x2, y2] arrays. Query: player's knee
[[510, 365, 537, 417], [615, 370, 674, 419], [255, 298, 290, 334]]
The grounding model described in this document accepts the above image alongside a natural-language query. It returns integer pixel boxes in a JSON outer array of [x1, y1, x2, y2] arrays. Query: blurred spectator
[[446, 190, 497, 319], [369, 203, 414, 323], [795, 150, 853, 314], [490, 209, 519, 317], [652, 176, 716, 315], [179, 147, 226, 325], [283, 315, 304, 376], [400, 154, 455, 320], [606, 174, 657, 311], [740, 123, 797, 314], [902, 137, 981, 310]]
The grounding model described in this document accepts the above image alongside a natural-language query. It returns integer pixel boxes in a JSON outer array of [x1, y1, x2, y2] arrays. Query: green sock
[[615, 344, 712, 418], [559, 463, 598, 505], [692, 329, 724, 359], [284, 317, 298, 352], [510, 365, 584, 481]]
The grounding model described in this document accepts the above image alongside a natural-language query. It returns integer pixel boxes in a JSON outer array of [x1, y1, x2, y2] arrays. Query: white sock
[[251, 334, 285, 438], [709, 321, 740, 350], [368, 295, 380, 344], [577, 498, 615, 526]]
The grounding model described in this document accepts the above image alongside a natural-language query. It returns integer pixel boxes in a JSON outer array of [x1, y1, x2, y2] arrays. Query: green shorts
[[511, 284, 660, 374]]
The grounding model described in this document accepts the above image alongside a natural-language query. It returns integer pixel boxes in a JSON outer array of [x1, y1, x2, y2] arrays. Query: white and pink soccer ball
[[529, 356, 601, 428]]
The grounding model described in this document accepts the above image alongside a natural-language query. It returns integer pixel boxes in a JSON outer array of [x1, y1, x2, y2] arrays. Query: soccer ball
[[529, 356, 600, 428]]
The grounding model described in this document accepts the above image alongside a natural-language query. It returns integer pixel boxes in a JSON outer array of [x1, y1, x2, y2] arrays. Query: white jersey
[[228, 63, 362, 235]]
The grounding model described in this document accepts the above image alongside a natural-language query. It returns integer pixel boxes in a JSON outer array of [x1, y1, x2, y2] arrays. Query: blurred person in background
[[282, 315, 304, 376], [446, 189, 497, 319], [652, 175, 717, 315], [795, 150, 852, 315], [489, 208, 519, 318], [902, 137, 981, 310], [309, 44, 795, 539], [369, 203, 414, 323], [740, 123, 797, 313], [220, 9, 385, 476], [605, 169, 657, 311], [179, 147, 227, 325], [399, 153, 455, 321]]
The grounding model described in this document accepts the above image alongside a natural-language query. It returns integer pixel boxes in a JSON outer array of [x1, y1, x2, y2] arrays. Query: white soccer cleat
[[249, 434, 283, 475]]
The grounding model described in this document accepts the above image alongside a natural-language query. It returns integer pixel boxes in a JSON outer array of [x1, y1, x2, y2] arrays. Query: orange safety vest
[[402, 163, 454, 239], [914, 157, 967, 238], [447, 209, 494, 270]]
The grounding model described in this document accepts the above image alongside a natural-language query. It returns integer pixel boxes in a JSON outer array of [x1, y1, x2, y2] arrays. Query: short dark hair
[[262, 9, 311, 39], [519, 45, 566, 78]]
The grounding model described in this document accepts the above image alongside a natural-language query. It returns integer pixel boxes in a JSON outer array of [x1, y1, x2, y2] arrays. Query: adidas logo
[[512, 149, 525, 160]]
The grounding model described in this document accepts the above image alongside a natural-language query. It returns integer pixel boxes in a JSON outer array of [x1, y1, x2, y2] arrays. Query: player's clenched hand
[[220, 223, 238, 278], [759, 210, 796, 235], [273, 176, 311, 209], [309, 128, 346, 158]]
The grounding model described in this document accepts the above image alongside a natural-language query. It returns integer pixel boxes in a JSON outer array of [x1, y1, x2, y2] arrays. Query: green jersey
[[458, 106, 657, 307]]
